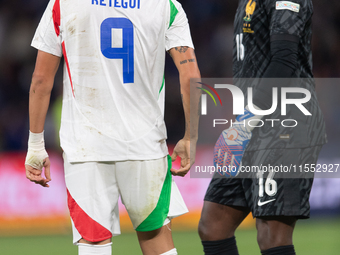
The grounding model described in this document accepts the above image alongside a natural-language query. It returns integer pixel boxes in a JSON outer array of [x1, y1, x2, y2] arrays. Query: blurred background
[[0, 0, 339, 254]]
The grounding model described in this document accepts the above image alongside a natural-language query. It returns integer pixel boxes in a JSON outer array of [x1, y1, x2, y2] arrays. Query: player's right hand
[[25, 157, 51, 187], [170, 138, 196, 177], [25, 131, 51, 187]]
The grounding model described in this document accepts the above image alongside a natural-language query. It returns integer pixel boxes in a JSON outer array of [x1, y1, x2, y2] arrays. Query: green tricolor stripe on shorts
[[136, 155, 172, 232], [169, 0, 179, 28]]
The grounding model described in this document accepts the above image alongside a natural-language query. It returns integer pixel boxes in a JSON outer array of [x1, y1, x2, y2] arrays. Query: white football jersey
[[32, 0, 194, 162]]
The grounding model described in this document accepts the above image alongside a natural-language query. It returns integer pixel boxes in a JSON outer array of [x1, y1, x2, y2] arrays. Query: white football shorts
[[63, 154, 188, 244]]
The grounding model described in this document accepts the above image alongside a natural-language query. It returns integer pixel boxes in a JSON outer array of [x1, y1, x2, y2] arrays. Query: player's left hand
[[170, 139, 196, 177], [25, 157, 51, 187]]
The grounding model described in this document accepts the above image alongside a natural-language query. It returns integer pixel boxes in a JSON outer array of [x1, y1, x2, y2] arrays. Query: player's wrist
[[26, 130, 49, 170], [28, 131, 48, 151], [182, 132, 198, 142], [28, 130, 45, 145], [182, 137, 198, 144]]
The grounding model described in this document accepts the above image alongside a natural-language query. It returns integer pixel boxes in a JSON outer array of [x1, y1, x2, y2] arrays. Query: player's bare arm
[[168, 46, 201, 177], [25, 50, 61, 188]]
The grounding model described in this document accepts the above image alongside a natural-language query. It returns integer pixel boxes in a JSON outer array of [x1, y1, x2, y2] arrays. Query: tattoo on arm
[[180, 58, 196, 65], [174, 46, 189, 53]]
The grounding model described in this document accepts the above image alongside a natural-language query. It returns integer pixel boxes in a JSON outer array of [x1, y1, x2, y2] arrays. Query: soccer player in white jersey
[[25, 0, 200, 254]]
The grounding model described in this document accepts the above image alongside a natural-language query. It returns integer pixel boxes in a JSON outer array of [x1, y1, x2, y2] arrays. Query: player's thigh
[[199, 201, 249, 241], [115, 156, 180, 232], [199, 173, 250, 240], [64, 154, 120, 243]]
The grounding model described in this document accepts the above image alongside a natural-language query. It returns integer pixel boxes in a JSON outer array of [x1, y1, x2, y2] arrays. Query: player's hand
[[170, 139, 196, 177], [213, 125, 251, 177], [25, 158, 51, 187], [214, 106, 264, 177], [214, 109, 258, 177], [25, 131, 51, 187]]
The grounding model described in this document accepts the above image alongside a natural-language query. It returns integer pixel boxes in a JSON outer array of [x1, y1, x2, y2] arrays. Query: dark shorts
[[204, 146, 323, 219]]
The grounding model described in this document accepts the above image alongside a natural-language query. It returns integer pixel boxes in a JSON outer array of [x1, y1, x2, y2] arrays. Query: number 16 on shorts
[[257, 170, 278, 207]]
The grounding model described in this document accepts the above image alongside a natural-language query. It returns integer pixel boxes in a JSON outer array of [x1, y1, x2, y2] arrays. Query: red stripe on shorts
[[62, 42, 75, 97], [52, 0, 60, 36], [67, 189, 112, 242]]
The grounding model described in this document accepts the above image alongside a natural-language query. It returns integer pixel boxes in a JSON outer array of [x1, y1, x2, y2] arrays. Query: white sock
[[78, 242, 112, 255], [160, 248, 177, 255]]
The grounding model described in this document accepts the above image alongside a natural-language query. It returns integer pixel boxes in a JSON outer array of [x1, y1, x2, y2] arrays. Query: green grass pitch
[[0, 218, 339, 254]]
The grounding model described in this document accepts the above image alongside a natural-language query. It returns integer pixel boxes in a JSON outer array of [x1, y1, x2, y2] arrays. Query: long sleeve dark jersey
[[233, 0, 312, 78], [232, 0, 327, 150]]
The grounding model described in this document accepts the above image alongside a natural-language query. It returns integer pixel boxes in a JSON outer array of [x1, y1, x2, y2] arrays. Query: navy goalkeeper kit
[[205, 0, 327, 218]]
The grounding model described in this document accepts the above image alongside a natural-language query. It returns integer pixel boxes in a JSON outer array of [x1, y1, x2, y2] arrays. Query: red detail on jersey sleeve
[[52, 0, 61, 36], [62, 42, 75, 97], [67, 189, 112, 242]]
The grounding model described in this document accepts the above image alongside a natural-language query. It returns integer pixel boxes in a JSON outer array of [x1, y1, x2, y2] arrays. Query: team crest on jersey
[[243, 0, 256, 33], [243, 0, 256, 22]]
